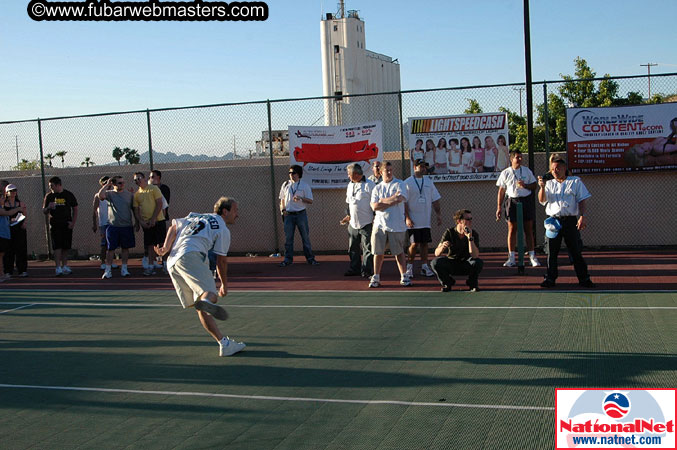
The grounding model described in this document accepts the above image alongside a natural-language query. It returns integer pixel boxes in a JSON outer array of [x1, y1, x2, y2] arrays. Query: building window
[[333, 25, 338, 31]]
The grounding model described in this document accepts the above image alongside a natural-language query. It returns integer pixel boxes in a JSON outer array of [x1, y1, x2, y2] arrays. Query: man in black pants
[[430, 209, 483, 292], [537, 155, 595, 288]]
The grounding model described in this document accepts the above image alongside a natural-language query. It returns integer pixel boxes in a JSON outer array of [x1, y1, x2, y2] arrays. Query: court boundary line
[[1, 288, 676, 294], [0, 304, 34, 315], [0, 383, 553, 411]]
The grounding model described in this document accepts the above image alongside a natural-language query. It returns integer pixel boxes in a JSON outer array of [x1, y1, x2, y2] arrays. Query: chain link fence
[[1, 73, 676, 258]]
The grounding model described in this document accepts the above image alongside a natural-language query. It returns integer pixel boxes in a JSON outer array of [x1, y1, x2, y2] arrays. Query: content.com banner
[[566, 103, 677, 174], [288, 121, 382, 189]]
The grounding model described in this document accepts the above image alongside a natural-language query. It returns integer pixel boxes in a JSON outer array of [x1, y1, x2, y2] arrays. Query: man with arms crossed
[[155, 197, 245, 357]]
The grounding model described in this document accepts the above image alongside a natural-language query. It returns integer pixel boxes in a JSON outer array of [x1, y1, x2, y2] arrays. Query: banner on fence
[[288, 121, 382, 189], [567, 103, 677, 174], [406, 113, 510, 182]]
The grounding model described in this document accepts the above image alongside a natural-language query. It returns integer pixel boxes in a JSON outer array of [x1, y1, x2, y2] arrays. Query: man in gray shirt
[[98, 176, 136, 278]]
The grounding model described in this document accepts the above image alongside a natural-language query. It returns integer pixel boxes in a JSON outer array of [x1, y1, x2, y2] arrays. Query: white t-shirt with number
[[167, 213, 230, 269]]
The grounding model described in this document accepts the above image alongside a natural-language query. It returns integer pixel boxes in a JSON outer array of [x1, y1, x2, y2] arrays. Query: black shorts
[[143, 220, 167, 247], [0, 237, 9, 253], [407, 228, 432, 244], [50, 222, 73, 250], [507, 194, 535, 223]]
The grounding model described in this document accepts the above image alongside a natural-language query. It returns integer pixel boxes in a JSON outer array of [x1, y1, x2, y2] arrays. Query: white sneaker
[[368, 275, 380, 288], [220, 337, 246, 356], [503, 259, 516, 267], [142, 256, 149, 269], [400, 276, 412, 287], [55, 266, 63, 276], [62, 266, 72, 275], [121, 267, 130, 277], [529, 255, 541, 267], [421, 264, 435, 277], [102, 270, 112, 279], [405, 263, 414, 279]]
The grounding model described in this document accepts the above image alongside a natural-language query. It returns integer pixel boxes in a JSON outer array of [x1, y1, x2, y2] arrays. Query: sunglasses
[[464, 217, 473, 221], [117, 181, 125, 185]]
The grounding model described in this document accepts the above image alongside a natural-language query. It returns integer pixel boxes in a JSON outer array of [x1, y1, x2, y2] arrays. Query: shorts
[[143, 220, 167, 247], [50, 222, 73, 250], [106, 226, 136, 250], [371, 227, 407, 255], [0, 237, 9, 253], [407, 228, 432, 244], [168, 251, 217, 309], [99, 224, 109, 247], [507, 194, 535, 223]]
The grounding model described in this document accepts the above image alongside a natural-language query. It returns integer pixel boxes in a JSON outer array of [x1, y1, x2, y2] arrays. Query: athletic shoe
[[143, 268, 156, 276], [420, 264, 435, 277], [400, 276, 412, 287], [0, 276, 6, 283], [142, 256, 149, 269], [102, 270, 112, 279], [100, 263, 106, 270], [468, 287, 480, 292], [308, 260, 320, 266], [18, 272, 28, 277], [279, 261, 292, 267], [121, 267, 131, 277], [344, 270, 360, 276], [529, 255, 541, 267], [368, 275, 380, 288], [153, 262, 163, 269], [579, 279, 596, 288], [540, 279, 556, 288], [219, 337, 246, 356], [405, 263, 413, 279], [195, 299, 228, 320], [62, 266, 72, 275], [55, 266, 63, 276], [503, 259, 516, 267], [2, 273, 10, 280]]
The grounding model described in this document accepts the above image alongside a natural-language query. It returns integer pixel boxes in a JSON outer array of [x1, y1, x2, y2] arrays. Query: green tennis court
[[2, 290, 676, 449]]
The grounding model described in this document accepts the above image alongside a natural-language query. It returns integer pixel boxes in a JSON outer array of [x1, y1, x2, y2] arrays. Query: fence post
[[37, 118, 52, 259], [146, 109, 154, 170], [267, 100, 280, 253], [543, 82, 550, 163], [397, 91, 406, 179]]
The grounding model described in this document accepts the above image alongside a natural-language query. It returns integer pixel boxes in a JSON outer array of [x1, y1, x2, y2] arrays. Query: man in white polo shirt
[[369, 161, 410, 288], [155, 197, 245, 357], [404, 159, 442, 278], [340, 163, 375, 277]]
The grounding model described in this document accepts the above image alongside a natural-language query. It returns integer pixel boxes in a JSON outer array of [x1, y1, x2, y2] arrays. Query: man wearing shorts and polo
[[404, 159, 442, 279], [155, 197, 245, 357], [42, 176, 78, 276], [369, 162, 410, 288], [133, 172, 164, 276], [98, 176, 135, 279]]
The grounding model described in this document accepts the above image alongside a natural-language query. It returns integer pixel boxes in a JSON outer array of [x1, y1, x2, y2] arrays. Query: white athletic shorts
[[168, 251, 217, 308]]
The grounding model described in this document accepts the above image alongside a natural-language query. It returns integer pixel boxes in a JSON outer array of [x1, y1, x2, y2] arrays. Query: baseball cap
[[550, 154, 566, 164], [544, 217, 561, 239], [414, 159, 429, 166], [5, 184, 17, 192]]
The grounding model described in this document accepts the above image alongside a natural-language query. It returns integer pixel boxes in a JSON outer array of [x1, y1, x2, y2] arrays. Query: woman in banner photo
[[460, 137, 475, 173], [410, 138, 425, 165], [435, 138, 449, 173], [448, 138, 463, 173], [472, 136, 485, 172], [496, 134, 510, 170], [483, 136, 499, 172], [625, 117, 677, 167], [424, 139, 436, 174]]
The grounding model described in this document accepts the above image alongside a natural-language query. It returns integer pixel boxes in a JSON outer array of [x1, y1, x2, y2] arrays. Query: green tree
[[112, 146, 124, 165], [44, 153, 55, 167], [81, 157, 94, 167], [123, 148, 140, 165], [55, 150, 67, 168], [14, 159, 40, 170], [464, 98, 483, 114]]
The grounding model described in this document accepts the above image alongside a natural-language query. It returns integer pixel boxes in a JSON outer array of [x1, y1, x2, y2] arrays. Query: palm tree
[[44, 153, 55, 167], [81, 157, 94, 167], [124, 148, 140, 165], [55, 151, 67, 168], [112, 146, 124, 166]]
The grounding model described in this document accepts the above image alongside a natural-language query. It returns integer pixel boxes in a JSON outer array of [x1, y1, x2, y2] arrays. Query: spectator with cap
[[537, 155, 595, 288], [278, 164, 319, 267], [340, 163, 375, 277], [3, 184, 28, 277], [42, 176, 78, 276]]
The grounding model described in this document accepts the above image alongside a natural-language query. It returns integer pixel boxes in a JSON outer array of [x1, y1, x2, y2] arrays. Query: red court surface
[[1, 250, 675, 292]]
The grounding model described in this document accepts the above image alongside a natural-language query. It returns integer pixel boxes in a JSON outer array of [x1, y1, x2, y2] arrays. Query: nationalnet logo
[[556, 389, 675, 449]]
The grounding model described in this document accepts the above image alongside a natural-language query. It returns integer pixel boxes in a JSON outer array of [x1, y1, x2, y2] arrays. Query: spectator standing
[[431, 209, 483, 292], [537, 155, 595, 289], [403, 159, 442, 278], [42, 176, 78, 276], [495, 150, 541, 267], [0, 190, 22, 282], [369, 161, 410, 288], [368, 160, 382, 184], [3, 184, 28, 277], [278, 165, 319, 267], [339, 163, 375, 277], [98, 176, 135, 279], [150, 169, 170, 272], [92, 176, 112, 269], [133, 172, 164, 276]]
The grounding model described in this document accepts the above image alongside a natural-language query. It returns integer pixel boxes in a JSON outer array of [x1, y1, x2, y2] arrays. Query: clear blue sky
[[1, 0, 676, 122]]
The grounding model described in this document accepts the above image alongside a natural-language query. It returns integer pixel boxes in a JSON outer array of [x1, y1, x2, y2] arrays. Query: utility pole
[[233, 135, 237, 159], [15, 135, 19, 166], [513, 87, 525, 116], [640, 63, 657, 99]]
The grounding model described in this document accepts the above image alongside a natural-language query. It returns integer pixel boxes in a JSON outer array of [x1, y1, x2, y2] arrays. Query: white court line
[[2, 288, 677, 294], [0, 301, 677, 310], [0, 304, 34, 315], [0, 383, 553, 411]]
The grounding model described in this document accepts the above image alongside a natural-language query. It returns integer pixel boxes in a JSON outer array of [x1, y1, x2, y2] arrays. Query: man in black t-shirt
[[430, 209, 484, 292], [42, 176, 78, 276]]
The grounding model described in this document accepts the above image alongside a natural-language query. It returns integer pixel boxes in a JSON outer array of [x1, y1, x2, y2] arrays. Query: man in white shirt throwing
[[369, 162, 410, 288], [403, 159, 442, 278], [155, 197, 246, 357], [537, 155, 595, 289]]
